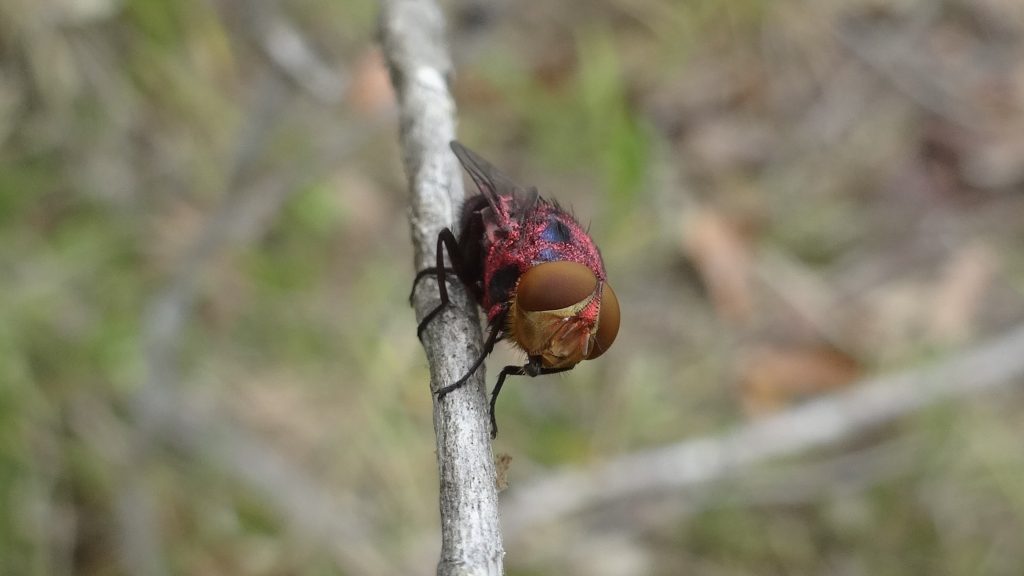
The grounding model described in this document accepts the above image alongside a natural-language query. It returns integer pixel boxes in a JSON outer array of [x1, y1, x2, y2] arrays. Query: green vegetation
[[2, 0, 1024, 573]]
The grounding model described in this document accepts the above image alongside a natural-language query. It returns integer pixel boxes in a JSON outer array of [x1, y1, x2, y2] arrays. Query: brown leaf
[[682, 207, 754, 324], [928, 242, 997, 345], [739, 345, 862, 416]]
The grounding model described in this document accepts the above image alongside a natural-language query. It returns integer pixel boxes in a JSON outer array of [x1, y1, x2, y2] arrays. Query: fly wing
[[519, 186, 540, 227], [450, 141, 534, 232]]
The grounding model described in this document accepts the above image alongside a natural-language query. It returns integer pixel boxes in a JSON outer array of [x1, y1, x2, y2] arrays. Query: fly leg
[[411, 228, 463, 339], [435, 322, 502, 399], [487, 357, 573, 438], [408, 267, 454, 304]]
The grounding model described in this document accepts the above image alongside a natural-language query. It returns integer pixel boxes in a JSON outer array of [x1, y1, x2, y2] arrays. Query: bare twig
[[513, 437, 917, 568], [379, 0, 504, 574], [501, 324, 1024, 536]]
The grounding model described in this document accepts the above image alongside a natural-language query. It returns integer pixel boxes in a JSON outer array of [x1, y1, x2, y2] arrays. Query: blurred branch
[[131, 386, 392, 573], [830, 7, 979, 128], [501, 324, 1024, 536], [123, 73, 393, 575], [119, 74, 290, 576], [701, 435, 916, 508], [379, 1, 504, 574], [752, 246, 859, 353], [214, 0, 347, 104], [71, 383, 392, 574], [517, 436, 916, 567]]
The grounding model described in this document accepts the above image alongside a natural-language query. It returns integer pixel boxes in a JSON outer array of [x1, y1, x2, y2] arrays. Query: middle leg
[[413, 228, 463, 339]]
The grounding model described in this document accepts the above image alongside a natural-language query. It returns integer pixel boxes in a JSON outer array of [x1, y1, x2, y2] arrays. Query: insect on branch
[[379, 0, 504, 574]]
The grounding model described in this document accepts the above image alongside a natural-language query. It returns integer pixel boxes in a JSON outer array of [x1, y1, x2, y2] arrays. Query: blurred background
[[3, 0, 1024, 574]]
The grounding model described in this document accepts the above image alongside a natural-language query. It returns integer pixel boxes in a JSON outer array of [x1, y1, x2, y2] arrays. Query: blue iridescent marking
[[540, 217, 572, 243]]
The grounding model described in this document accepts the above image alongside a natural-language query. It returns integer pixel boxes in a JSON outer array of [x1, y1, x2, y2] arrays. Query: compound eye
[[516, 261, 597, 312], [587, 282, 619, 359]]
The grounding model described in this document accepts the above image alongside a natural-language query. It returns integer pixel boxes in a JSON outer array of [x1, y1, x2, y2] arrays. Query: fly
[[410, 141, 620, 437]]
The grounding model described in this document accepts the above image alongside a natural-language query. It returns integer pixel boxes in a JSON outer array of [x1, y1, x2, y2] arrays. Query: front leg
[[487, 357, 574, 438], [408, 267, 455, 304]]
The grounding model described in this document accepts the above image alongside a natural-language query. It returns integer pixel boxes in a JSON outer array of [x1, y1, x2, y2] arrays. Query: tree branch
[[379, 1, 504, 574], [501, 324, 1024, 537]]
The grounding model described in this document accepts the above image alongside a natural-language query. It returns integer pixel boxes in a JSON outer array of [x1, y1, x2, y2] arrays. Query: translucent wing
[[450, 141, 539, 231]]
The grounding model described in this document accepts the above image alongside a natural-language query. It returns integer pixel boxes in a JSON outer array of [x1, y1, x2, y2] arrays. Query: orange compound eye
[[586, 282, 619, 360], [516, 261, 597, 312]]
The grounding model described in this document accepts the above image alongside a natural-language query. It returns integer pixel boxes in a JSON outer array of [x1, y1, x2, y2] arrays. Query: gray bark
[[379, 1, 505, 574]]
